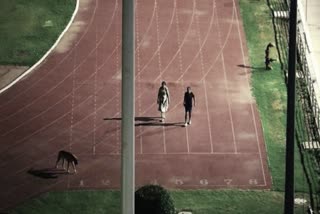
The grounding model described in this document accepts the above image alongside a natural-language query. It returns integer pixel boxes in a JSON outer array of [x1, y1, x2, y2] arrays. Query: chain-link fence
[[268, 0, 320, 212]]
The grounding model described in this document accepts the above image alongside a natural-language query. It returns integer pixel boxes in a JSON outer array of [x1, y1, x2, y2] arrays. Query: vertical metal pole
[[121, 0, 135, 213], [284, 0, 297, 213]]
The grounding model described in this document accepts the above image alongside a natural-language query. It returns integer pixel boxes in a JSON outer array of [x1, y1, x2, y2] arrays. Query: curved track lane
[[0, 0, 271, 211]]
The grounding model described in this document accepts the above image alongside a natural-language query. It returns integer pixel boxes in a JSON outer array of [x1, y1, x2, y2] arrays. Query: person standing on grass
[[265, 42, 276, 70], [157, 81, 170, 122], [183, 86, 195, 127]]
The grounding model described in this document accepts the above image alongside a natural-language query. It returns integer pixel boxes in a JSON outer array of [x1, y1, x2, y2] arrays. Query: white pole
[[121, 0, 135, 213]]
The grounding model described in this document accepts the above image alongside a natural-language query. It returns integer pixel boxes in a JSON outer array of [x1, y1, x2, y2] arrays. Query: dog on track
[[55, 150, 78, 173]]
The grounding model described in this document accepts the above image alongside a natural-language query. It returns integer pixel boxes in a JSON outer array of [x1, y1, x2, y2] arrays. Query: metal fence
[[269, 0, 320, 212]]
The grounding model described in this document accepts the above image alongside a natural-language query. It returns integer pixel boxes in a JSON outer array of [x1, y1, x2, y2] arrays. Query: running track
[[0, 0, 271, 211]]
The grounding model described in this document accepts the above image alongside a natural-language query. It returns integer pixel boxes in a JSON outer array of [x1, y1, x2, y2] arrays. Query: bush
[[135, 184, 175, 214]]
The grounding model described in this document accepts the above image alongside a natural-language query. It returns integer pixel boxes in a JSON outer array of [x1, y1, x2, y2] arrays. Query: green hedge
[[135, 185, 175, 214]]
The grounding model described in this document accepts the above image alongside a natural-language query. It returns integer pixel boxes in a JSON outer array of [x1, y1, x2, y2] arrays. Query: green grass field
[[7, 0, 313, 213], [12, 190, 307, 214], [0, 0, 75, 66], [239, 0, 308, 192]]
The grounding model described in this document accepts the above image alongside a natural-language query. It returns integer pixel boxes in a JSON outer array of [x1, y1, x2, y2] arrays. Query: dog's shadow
[[28, 167, 68, 179]]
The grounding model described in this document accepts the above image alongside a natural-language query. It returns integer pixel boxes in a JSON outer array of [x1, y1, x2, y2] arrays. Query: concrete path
[[300, 0, 320, 74]]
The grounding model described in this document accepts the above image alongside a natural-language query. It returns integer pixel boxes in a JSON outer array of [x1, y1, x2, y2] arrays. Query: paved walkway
[[301, 0, 320, 63], [300, 0, 320, 77]]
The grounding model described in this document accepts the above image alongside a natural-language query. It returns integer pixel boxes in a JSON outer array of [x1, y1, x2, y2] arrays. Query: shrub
[[135, 184, 175, 214]]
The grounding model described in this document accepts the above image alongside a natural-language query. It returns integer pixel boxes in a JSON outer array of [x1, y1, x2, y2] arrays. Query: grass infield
[[9, 0, 311, 213], [0, 0, 75, 66]]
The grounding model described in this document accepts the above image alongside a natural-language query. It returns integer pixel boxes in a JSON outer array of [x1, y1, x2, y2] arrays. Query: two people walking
[[157, 81, 195, 126]]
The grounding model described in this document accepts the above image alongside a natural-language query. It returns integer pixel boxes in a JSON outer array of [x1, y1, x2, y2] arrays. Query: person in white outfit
[[157, 81, 170, 122]]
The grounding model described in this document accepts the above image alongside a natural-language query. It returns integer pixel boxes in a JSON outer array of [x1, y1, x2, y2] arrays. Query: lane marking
[[151, 179, 158, 185], [74, 151, 260, 156], [4, 0, 194, 147], [176, 0, 216, 82], [137, 151, 259, 155], [69, 48, 76, 151], [249, 179, 258, 185], [135, 0, 144, 154], [199, 0, 236, 82], [101, 179, 110, 186], [175, 178, 184, 185], [115, 5, 121, 154], [233, 0, 267, 186], [93, 12, 98, 155], [215, 2, 237, 153], [195, 10, 214, 153], [224, 178, 232, 185], [136, 0, 176, 155], [200, 179, 209, 185], [174, 0, 192, 154], [155, 0, 167, 154]]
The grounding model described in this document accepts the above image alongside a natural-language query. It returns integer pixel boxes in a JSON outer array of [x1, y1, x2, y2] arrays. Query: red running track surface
[[0, 0, 271, 211]]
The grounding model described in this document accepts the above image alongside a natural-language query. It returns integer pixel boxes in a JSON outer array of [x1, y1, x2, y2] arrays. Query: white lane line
[[174, 184, 268, 187], [155, 0, 167, 154], [2, 74, 91, 137], [115, 5, 121, 155], [4, 0, 218, 158], [136, 151, 260, 155], [175, 0, 192, 154], [4, 1, 189, 158], [176, 0, 216, 82], [137, 0, 215, 119], [0, 89, 119, 155], [50, 151, 260, 156], [233, 0, 267, 186], [69, 48, 76, 151], [135, 0, 144, 154], [1, 42, 119, 137], [93, 12, 98, 155], [136, 0, 177, 154], [195, 10, 214, 154], [199, 1, 236, 82], [136, 0, 190, 83], [215, 1, 237, 154], [221, 52, 237, 153]]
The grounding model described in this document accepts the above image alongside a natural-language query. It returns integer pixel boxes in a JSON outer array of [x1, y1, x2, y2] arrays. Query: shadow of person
[[103, 116, 161, 122], [27, 167, 67, 179], [237, 64, 265, 71], [135, 122, 184, 127], [135, 117, 162, 122]]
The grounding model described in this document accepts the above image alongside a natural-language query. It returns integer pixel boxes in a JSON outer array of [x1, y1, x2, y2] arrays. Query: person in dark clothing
[[265, 42, 276, 70], [183, 86, 195, 127]]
